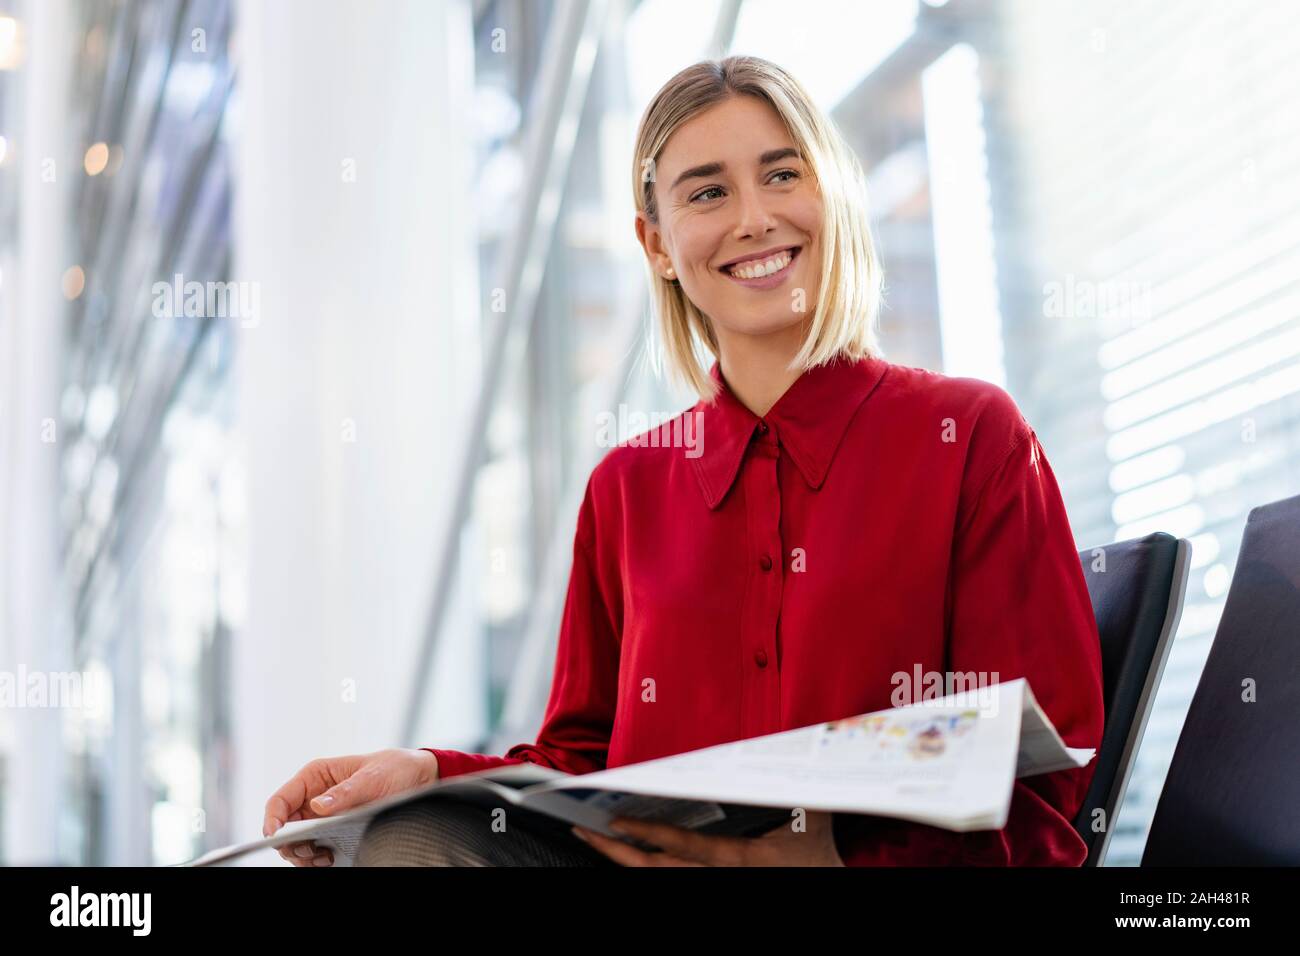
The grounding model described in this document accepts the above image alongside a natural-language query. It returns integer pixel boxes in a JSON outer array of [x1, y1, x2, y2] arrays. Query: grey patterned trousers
[[355, 795, 621, 867]]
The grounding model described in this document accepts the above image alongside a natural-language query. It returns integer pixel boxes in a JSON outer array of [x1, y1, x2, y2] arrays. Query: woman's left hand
[[571, 810, 845, 866]]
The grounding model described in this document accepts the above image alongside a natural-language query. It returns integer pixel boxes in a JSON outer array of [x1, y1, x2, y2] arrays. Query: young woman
[[265, 55, 1104, 867]]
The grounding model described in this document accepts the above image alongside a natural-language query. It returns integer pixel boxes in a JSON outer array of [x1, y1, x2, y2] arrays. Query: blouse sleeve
[[422, 476, 622, 781], [835, 414, 1105, 866]]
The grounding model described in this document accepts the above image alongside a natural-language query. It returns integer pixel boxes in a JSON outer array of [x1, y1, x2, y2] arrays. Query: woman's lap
[[355, 795, 618, 867]]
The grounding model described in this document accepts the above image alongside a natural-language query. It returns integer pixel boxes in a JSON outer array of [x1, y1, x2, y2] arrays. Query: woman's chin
[[714, 312, 811, 340]]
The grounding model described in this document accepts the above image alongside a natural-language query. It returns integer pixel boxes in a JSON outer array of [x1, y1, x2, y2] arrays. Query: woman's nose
[[730, 185, 780, 238]]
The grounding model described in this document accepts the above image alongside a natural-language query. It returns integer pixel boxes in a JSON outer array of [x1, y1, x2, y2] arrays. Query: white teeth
[[727, 249, 794, 280]]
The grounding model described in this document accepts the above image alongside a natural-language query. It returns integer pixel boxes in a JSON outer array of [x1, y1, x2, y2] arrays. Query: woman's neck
[[715, 322, 811, 418]]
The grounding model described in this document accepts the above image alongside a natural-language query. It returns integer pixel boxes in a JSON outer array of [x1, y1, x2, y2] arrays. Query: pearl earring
[[665, 267, 675, 278]]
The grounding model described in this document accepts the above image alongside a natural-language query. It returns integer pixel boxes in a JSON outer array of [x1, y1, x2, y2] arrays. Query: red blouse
[[425, 354, 1104, 866]]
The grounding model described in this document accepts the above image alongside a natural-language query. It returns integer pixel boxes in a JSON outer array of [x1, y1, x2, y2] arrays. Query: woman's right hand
[[263, 748, 440, 867]]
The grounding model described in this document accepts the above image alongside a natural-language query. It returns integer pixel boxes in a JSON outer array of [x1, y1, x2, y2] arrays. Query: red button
[[759, 554, 773, 572], [754, 649, 768, 667], [757, 420, 768, 434]]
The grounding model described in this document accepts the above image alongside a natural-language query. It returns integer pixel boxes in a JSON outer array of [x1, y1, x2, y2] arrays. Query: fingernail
[[314, 796, 334, 808], [265, 818, 281, 836], [294, 845, 314, 858], [571, 827, 589, 842], [608, 821, 627, 834]]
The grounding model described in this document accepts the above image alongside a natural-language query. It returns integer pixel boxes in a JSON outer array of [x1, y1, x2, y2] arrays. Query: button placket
[[738, 427, 784, 738]]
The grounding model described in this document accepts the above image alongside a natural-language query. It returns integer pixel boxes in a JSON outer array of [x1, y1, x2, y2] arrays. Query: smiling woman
[[631, 55, 884, 404], [269, 54, 1103, 870]]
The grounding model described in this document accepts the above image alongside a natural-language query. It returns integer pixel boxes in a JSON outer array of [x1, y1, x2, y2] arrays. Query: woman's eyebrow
[[669, 147, 801, 191]]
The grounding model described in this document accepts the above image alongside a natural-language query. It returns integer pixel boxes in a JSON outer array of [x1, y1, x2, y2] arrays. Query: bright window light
[[923, 43, 1005, 386]]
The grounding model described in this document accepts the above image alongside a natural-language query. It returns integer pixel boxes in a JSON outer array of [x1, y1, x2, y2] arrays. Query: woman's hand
[[572, 810, 845, 866], [262, 748, 440, 867]]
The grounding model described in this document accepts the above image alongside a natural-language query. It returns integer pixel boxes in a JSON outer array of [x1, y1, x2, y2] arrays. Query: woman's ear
[[635, 212, 673, 279]]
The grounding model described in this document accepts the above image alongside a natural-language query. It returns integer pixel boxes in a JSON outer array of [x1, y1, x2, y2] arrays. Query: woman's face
[[638, 95, 823, 344]]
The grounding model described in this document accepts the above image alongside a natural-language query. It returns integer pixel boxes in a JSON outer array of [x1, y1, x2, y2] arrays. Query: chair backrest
[[1142, 493, 1300, 865], [1073, 532, 1191, 866]]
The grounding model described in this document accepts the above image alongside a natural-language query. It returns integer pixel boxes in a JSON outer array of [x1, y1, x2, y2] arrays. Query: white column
[[230, 0, 486, 852], [0, 0, 75, 865]]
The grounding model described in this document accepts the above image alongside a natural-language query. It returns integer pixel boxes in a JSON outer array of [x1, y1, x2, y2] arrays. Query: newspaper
[[184, 677, 1093, 866]]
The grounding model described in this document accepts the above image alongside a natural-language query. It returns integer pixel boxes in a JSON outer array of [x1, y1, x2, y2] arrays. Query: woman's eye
[[690, 171, 797, 204], [691, 186, 724, 203]]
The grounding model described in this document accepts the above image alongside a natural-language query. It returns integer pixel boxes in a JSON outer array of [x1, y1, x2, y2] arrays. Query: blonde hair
[[633, 55, 885, 401]]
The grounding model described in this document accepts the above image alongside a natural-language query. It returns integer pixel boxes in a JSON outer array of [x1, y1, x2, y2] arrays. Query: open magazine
[[184, 677, 1094, 866]]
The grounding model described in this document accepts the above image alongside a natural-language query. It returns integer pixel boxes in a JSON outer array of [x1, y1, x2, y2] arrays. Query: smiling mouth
[[721, 246, 801, 284]]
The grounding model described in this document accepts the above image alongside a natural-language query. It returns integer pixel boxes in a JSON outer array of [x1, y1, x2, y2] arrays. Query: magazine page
[[525, 678, 1033, 833], [1017, 682, 1098, 776]]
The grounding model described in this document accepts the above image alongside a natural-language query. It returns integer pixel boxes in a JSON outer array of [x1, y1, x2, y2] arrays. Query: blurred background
[[0, 0, 1296, 866]]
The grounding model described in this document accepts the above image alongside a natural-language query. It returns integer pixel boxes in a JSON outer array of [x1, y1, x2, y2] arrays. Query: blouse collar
[[689, 353, 889, 510]]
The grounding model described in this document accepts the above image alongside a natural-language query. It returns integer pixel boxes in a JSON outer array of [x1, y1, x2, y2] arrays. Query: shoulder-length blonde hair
[[633, 55, 885, 402]]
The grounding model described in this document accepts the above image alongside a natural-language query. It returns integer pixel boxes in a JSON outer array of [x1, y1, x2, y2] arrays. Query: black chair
[[1142, 493, 1300, 865], [1073, 532, 1191, 866]]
